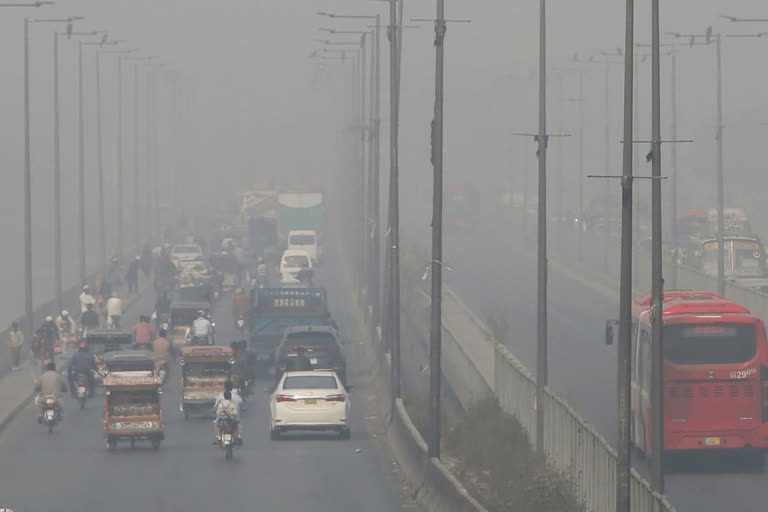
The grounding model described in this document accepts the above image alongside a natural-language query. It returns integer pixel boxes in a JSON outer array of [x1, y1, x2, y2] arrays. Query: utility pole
[[714, 33, 724, 296], [388, 0, 401, 401], [53, 30, 62, 312], [23, 16, 32, 341], [95, 49, 106, 269], [669, 46, 678, 288], [428, 0, 446, 460], [117, 56, 125, 257], [576, 70, 584, 261], [368, 16, 381, 329], [649, 0, 664, 493], [617, 0, 634, 509], [535, 0, 548, 458], [133, 62, 140, 251], [360, 33, 368, 295], [78, 40, 86, 285]]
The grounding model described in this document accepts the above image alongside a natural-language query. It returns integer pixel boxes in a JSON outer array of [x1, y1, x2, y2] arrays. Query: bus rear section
[[664, 316, 768, 453]]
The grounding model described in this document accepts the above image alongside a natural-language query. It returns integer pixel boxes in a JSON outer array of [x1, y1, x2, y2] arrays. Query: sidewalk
[[0, 281, 152, 436]]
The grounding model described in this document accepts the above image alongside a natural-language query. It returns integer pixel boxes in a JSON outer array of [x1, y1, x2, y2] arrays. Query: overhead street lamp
[[721, 15, 768, 23], [103, 48, 138, 257], [23, 15, 83, 325], [82, 38, 122, 270], [667, 28, 767, 296], [51, 28, 103, 308]]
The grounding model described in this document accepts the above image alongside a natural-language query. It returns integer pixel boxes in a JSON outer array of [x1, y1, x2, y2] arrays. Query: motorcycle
[[41, 395, 59, 433], [75, 373, 89, 409], [216, 414, 240, 459]]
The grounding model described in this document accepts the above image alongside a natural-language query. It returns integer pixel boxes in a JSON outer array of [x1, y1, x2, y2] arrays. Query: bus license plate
[[704, 437, 721, 446], [304, 399, 317, 405]]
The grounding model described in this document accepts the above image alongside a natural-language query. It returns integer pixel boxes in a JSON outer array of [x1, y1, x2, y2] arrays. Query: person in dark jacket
[[125, 256, 141, 294], [68, 342, 96, 397], [80, 303, 100, 330]]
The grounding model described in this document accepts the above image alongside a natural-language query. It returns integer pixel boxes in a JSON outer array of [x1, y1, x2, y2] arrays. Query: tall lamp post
[[25, 15, 83, 316], [82, 38, 122, 272], [5, 0, 53, 344]]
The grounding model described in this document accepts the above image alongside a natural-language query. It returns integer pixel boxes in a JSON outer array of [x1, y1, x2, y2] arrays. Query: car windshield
[[664, 324, 757, 365], [283, 332, 338, 350], [173, 245, 201, 255], [282, 375, 338, 390], [289, 235, 315, 245], [283, 255, 310, 268]]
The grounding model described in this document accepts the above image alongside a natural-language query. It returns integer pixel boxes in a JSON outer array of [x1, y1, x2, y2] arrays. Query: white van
[[287, 230, 319, 263], [280, 249, 313, 285]]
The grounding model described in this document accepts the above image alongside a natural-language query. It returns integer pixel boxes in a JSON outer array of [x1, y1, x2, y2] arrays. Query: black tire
[[130, 438, 135, 449], [79, 397, 86, 410], [48, 422, 54, 434], [339, 428, 351, 441], [270, 428, 280, 441], [152, 438, 161, 451], [225, 445, 233, 459], [183, 410, 189, 420]]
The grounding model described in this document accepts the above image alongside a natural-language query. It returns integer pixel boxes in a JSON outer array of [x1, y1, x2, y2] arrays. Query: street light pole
[[53, 30, 62, 312], [714, 34, 725, 296], [428, 0, 446, 460], [388, 0, 401, 400]]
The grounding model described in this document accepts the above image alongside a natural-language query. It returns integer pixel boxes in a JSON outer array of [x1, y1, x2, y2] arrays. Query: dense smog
[[0, 0, 767, 511]]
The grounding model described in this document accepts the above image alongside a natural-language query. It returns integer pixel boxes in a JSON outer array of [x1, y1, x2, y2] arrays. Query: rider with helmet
[[68, 341, 96, 397]]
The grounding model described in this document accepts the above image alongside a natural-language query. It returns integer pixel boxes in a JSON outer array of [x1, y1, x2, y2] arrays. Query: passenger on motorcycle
[[132, 315, 155, 347], [68, 342, 96, 398], [188, 311, 213, 345], [152, 328, 171, 372], [38, 317, 58, 357], [214, 390, 242, 444], [36, 361, 67, 422], [55, 310, 76, 340], [79, 285, 96, 313], [105, 294, 123, 328]]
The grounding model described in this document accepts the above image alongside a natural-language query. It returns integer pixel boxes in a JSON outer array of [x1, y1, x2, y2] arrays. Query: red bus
[[626, 291, 768, 456]]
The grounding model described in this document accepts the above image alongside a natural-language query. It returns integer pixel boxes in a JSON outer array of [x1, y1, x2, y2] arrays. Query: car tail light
[[325, 394, 345, 402], [762, 367, 768, 422], [276, 395, 296, 403]]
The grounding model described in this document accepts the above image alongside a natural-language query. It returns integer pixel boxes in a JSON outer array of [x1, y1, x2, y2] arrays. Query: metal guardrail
[[494, 343, 675, 512]]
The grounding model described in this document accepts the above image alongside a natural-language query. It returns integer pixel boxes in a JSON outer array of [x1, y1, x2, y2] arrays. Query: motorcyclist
[[79, 285, 96, 313], [232, 288, 248, 325], [230, 341, 250, 400], [105, 294, 123, 328], [35, 361, 66, 422], [152, 328, 171, 372], [132, 315, 155, 347], [55, 310, 76, 341], [39, 316, 59, 354], [80, 303, 100, 330], [68, 341, 96, 397], [188, 310, 213, 345], [214, 390, 241, 445]]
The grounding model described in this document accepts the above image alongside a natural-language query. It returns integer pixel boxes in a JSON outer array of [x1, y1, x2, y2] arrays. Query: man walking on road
[[8, 322, 23, 370]]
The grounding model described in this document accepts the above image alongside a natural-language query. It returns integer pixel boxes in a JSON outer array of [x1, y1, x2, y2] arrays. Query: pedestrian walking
[[8, 322, 24, 370]]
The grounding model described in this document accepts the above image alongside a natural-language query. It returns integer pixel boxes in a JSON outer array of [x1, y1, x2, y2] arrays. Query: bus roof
[[662, 298, 751, 316], [632, 290, 725, 316]]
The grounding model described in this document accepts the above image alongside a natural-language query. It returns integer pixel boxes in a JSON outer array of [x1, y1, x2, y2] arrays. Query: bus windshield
[[664, 324, 757, 365]]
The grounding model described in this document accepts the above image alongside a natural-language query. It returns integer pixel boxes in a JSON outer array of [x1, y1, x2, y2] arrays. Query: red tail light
[[325, 394, 346, 402], [276, 395, 296, 403]]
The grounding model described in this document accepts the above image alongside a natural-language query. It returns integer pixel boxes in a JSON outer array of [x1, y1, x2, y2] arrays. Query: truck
[[240, 186, 278, 258], [248, 287, 331, 375], [276, 193, 325, 247]]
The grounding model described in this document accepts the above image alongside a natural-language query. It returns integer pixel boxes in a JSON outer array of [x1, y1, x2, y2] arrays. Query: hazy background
[[0, 0, 766, 318]]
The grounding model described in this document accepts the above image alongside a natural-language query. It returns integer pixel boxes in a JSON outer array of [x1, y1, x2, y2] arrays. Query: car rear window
[[283, 332, 338, 350], [290, 235, 316, 246], [173, 245, 201, 255], [282, 375, 338, 390], [664, 324, 757, 365], [283, 255, 310, 267]]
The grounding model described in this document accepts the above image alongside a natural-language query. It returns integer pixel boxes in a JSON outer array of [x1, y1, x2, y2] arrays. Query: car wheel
[[270, 428, 280, 441], [339, 427, 351, 440]]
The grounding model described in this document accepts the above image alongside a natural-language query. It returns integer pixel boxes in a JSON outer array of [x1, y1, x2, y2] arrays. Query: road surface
[[0, 268, 410, 512]]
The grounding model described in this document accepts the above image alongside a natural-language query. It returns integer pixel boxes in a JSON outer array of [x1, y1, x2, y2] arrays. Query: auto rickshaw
[[169, 301, 211, 351], [84, 329, 133, 385], [179, 345, 234, 420], [210, 251, 240, 291], [103, 373, 164, 450]]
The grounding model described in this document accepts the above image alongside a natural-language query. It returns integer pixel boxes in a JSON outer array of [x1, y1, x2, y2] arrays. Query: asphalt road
[[441, 207, 768, 511], [0, 270, 407, 511]]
